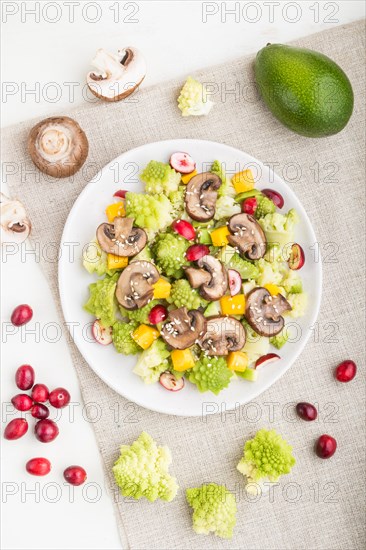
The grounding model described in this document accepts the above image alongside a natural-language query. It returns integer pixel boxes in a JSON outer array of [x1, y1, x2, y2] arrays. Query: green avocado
[[254, 44, 354, 138]]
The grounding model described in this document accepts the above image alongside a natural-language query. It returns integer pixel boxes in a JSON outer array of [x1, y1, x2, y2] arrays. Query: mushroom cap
[[0, 193, 31, 245], [198, 316, 246, 356], [161, 307, 206, 350], [87, 47, 146, 102], [245, 287, 292, 337], [28, 116, 89, 178], [185, 172, 222, 222], [115, 261, 159, 310], [228, 213, 266, 260], [97, 217, 147, 257], [185, 255, 228, 301]]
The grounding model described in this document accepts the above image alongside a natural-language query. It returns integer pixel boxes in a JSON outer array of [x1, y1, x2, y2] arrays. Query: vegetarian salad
[[83, 152, 307, 395]]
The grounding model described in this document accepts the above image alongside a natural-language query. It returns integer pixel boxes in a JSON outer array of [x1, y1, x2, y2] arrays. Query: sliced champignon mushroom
[[227, 213, 266, 260], [161, 307, 206, 350], [198, 316, 246, 356], [28, 116, 88, 178], [185, 255, 228, 301], [115, 261, 159, 310], [185, 172, 221, 222], [97, 216, 147, 257], [0, 193, 31, 245], [245, 287, 292, 337], [87, 47, 146, 102]]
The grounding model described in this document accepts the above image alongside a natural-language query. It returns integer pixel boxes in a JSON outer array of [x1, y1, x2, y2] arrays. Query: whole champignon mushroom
[[97, 217, 147, 257], [87, 47, 146, 102], [115, 261, 159, 310], [245, 287, 292, 337], [1, 193, 31, 245], [228, 213, 266, 260], [198, 316, 246, 356], [185, 172, 221, 222], [185, 255, 228, 301], [28, 117, 88, 178], [161, 307, 206, 350]]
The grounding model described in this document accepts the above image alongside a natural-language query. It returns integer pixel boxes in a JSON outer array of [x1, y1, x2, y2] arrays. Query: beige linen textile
[[2, 20, 365, 550]]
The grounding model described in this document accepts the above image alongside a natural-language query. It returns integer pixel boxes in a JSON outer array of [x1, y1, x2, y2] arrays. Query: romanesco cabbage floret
[[112, 321, 141, 355], [186, 483, 237, 539], [82, 239, 111, 276], [178, 76, 214, 117], [152, 233, 189, 278], [188, 355, 233, 395], [84, 273, 118, 327], [242, 319, 270, 366], [211, 160, 235, 197], [221, 248, 259, 280], [125, 192, 173, 236], [140, 160, 181, 195], [259, 209, 299, 249], [133, 339, 170, 384], [255, 258, 283, 286], [282, 270, 303, 294], [237, 429, 295, 494], [255, 195, 276, 219], [169, 187, 186, 217], [120, 299, 161, 325], [168, 279, 208, 310], [113, 432, 178, 502], [214, 196, 241, 220], [270, 329, 289, 349], [287, 293, 308, 318]]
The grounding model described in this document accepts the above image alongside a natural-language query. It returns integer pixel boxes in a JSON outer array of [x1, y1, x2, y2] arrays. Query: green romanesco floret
[[168, 279, 208, 310], [113, 432, 178, 502], [264, 244, 284, 263], [169, 187, 186, 217], [214, 196, 241, 220], [255, 258, 283, 286], [186, 483, 237, 539], [133, 339, 170, 384], [259, 209, 299, 250], [82, 239, 112, 276], [112, 321, 141, 355], [188, 355, 233, 395], [287, 293, 308, 318], [84, 273, 118, 327], [242, 320, 270, 366], [211, 160, 235, 197], [282, 269, 303, 294], [237, 429, 295, 493], [255, 195, 276, 219], [140, 160, 181, 195], [219, 246, 259, 280], [178, 76, 214, 117], [152, 232, 189, 278], [270, 329, 289, 350], [125, 192, 173, 237], [120, 299, 162, 325]]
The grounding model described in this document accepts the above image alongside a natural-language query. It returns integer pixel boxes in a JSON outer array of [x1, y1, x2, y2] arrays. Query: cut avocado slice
[[204, 301, 221, 318], [237, 368, 258, 382]]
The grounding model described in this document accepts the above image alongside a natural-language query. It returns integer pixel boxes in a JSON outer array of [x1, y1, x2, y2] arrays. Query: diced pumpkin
[[210, 226, 230, 247], [171, 348, 195, 372], [264, 283, 281, 296], [231, 169, 255, 194], [132, 325, 160, 350], [227, 351, 248, 372], [220, 294, 246, 315], [106, 201, 125, 222], [153, 278, 171, 299], [181, 170, 197, 184], [107, 253, 128, 270]]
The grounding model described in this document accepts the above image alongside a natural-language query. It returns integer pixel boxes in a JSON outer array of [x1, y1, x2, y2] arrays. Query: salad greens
[[84, 154, 307, 394]]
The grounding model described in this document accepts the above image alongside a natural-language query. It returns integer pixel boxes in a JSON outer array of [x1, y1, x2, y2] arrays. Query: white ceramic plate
[[59, 139, 322, 417]]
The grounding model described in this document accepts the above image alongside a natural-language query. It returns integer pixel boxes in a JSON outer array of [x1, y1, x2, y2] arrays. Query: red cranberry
[[171, 219, 196, 241], [148, 304, 168, 325], [26, 457, 51, 476], [113, 189, 127, 199], [186, 244, 210, 262], [34, 419, 59, 443], [15, 364, 35, 390], [316, 434, 337, 459], [63, 465, 87, 486], [11, 394, 33, 412], [296, 402, 318, 421], [31, 384, 49, 403], [11, 304, 33, 326], [31, 403, 50, 420], [49, 388, 70, 409], [242, 197, 257, 215], [4, 418, 28, 440], [262, 188, 284, 209], [335, 360, 357, 382]]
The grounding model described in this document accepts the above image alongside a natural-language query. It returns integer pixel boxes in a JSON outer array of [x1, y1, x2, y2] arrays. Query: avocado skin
[[255, 44, 354, 138]]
